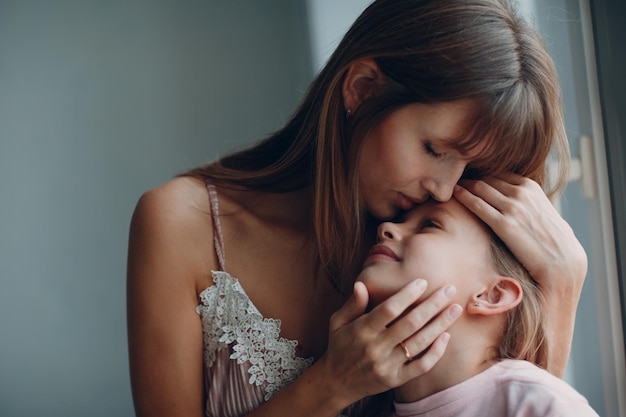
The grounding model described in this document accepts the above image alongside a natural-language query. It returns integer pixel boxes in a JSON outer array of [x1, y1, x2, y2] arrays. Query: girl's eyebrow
[[426, 205, 454, 221], [399, 204, 454, 226]]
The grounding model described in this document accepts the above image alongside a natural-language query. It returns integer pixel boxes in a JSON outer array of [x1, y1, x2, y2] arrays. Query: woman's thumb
[[330, 281, 369, 331]]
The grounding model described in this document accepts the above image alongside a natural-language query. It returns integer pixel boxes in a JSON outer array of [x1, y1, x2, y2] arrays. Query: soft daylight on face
[[357, 198, 497, 308], [357, 99, 479, 221]]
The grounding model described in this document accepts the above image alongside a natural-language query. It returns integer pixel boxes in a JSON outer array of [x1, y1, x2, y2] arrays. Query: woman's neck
[[218, 185, 314, 234]]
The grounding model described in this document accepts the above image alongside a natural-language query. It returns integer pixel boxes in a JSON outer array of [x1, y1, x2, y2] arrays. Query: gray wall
[[0, 1, 312, 416]]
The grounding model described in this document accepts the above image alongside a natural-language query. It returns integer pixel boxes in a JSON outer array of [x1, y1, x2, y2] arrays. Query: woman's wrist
[[539, 254, 586, 309], [536, 258, 587, 377], [246, 356, 355, 417], [293, 356, 356, 416]]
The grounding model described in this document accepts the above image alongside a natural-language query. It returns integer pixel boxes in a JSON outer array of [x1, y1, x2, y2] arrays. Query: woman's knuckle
[[522, 176, 538, 188], [362, 344, 379, 363], [419, 356, 437, 373], [372, 361, 389, 379], [411, 334, 430, 351], [353, 327, 372, 346], [468, 196, 485, 212], [504, 215, 519, 229], [499, 196, 516, 212], [405, 310, 427, 330], [379, 302, 400, 319], [411, 360, 429, 376], [494, 212, 514, 230]]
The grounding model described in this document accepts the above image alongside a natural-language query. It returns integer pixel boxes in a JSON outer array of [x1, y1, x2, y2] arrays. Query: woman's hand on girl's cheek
[[318, 280, 460, 408]]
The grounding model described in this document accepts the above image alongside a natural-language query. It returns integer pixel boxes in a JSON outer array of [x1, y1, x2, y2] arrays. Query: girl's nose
[[378, 221, 401, 241]]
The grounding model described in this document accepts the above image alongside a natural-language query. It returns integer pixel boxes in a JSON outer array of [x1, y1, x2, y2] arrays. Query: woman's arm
[[454, 175, 587, 377], [127, 182, 212, 417]]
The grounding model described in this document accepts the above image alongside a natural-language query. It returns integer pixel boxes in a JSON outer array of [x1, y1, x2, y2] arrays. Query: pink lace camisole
[[195, 183, 315, 417]]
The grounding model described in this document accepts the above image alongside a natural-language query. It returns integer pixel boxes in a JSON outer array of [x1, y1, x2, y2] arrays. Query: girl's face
[[358, 99, 481, 220], [357, 198, 496, 308]]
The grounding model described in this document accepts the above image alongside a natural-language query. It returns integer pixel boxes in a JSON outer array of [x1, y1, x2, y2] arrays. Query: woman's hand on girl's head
[[453, 174, 587, 296], [453, 174, 587, 376], [317, 280, 460, 409]]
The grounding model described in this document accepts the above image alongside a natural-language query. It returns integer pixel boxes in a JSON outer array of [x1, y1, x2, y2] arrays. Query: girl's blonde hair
[[188, 0, 570, 294], [489, 234, 548, 368]]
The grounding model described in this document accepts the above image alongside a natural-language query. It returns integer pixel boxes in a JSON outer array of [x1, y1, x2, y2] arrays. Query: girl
[[357, 198, 598, 416], [127, 0, 587, 416]]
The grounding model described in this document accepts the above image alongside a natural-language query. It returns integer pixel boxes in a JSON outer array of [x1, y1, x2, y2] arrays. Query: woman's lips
[[397, 192, 416, 211], [365, 244, 400, 262], [397, 192, 428, 211]]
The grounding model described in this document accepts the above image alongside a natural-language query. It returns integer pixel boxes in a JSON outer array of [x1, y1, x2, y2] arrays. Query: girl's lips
[[365, 244, 400, 262]]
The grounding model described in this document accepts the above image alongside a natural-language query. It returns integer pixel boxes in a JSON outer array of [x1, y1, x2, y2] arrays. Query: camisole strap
[[206, 182, 226, 271]]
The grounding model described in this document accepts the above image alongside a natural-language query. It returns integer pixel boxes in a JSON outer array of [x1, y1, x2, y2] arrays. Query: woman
[[127, 0, 587, 416]]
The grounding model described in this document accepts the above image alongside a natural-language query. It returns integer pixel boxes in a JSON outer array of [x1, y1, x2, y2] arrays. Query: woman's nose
[[425, 162, 466, 202], [427, 180, 455, 202]]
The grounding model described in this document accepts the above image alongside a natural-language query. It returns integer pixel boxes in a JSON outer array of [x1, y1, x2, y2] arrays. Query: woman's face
[[358, 99, 481, 220]]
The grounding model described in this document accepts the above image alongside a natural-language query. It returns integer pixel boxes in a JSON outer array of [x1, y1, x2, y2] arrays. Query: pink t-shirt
[[392, 359, 599, 417]]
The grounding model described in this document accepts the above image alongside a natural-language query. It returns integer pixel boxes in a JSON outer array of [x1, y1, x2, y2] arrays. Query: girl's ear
[[467, 277, 523, 316], [342, 58, 383, 113]]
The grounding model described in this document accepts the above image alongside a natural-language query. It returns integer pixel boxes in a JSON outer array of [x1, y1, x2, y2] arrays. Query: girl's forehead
[[403, 199, 460, 221], [403, 198, 489, 233]]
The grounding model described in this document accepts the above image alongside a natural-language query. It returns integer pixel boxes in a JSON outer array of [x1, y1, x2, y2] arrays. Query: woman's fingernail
[[415, 279, 427, 291], [448, 304, 463, 319], [441, 332, 451, 344], [444, 285, 456, 298]]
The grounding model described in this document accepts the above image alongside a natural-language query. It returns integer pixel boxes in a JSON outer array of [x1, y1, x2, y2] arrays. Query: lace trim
[[196, 270, 314, 401]]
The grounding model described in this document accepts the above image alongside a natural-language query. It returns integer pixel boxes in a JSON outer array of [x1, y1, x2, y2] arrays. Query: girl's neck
[[394, 320, 499, 403]]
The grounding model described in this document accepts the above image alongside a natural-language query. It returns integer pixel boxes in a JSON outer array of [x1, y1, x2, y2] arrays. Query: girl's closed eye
[[423, 141, 443, 159], [420, 218, 441, 230]]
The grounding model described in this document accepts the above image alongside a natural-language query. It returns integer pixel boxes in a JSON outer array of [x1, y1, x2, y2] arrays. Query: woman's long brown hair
[[187, 0, 570, 295]]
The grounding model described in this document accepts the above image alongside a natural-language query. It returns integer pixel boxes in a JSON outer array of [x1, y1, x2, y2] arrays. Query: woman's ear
[[342, 58, 383, 113], [467, 277, 523, 316]]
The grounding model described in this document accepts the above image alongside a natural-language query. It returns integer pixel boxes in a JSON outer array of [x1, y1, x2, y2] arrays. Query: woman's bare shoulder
[[135, 176, 210, 217], [129, 176, 218, 293]]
